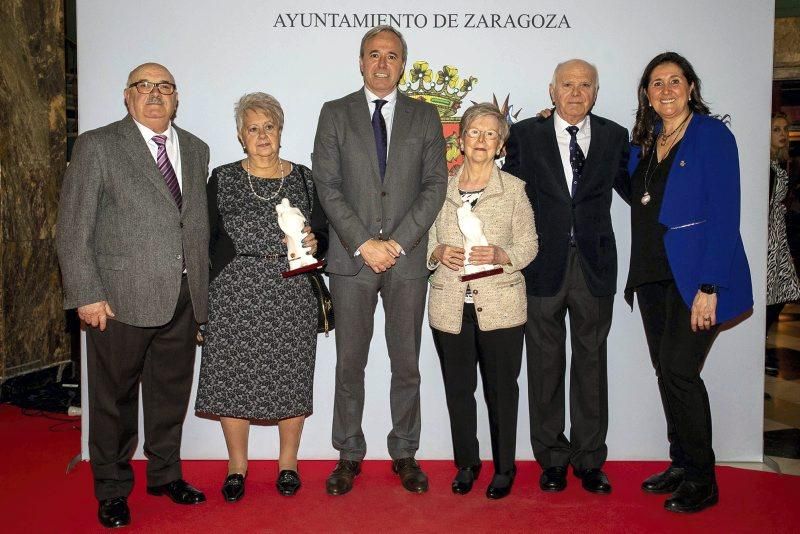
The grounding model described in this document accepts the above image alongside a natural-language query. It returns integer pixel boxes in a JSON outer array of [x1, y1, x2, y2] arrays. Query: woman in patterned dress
[[767, 112, 800, 335], [195, 93, 328, 501]]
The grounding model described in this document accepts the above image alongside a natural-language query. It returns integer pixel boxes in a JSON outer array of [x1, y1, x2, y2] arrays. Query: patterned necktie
[[152, 134, 182, 210], [372, 99, 388, 180], [566, 125, 585, 197]]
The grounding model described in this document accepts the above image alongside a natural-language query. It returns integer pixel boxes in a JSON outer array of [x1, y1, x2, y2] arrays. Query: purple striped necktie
[[152, 134, 182, 210]]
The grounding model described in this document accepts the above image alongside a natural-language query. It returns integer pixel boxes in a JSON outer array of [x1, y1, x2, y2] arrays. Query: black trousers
[[86, 276, 198, 500], [766, 302, 786, 335], [636, 280, 718, 484], [526, 247, 613, 470], [432, 304, 524, 474]]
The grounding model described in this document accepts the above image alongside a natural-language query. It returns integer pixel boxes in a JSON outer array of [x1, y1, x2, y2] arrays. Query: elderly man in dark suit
[[313, 26, 447, 495], [56, 62, 209, 528], [502, 59, 629, 495]]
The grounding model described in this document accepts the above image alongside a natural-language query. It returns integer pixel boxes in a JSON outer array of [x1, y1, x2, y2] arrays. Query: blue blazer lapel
[[347, 92, 383, 190], [118, 115, 180, 209]]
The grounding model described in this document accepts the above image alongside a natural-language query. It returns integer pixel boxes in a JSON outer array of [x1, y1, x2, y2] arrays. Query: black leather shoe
[[452, 464, 482, 495], [221, 473, 246, 502], [392, 457, 429, 493], [539, 466, 567, 492], [486, 467, 516, 500], [664, 481, 719, 513], [98, 497, 130, 528], [574, 468, 612, 494], [326, 460, 361, 496], [147, 479, 206, 504], [642, 466, 685, 494], [277, 470, 302, 496]]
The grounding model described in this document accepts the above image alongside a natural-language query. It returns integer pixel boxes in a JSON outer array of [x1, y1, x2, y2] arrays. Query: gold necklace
[[641, 114, 690, 205], [658, 112, 692, 146]]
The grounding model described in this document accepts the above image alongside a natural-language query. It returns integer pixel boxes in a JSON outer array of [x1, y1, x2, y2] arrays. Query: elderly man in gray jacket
[[56, 62, 209, 529]]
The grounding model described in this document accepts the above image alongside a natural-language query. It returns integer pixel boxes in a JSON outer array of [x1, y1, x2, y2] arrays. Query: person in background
[[766, 112, 800, 349]]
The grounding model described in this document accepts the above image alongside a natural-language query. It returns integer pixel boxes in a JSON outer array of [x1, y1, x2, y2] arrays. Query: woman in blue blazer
[[625, 52, 753, 514]]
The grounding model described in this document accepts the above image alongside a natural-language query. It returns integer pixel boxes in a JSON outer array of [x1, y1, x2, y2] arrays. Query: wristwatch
[[699, 284, 717, 295]]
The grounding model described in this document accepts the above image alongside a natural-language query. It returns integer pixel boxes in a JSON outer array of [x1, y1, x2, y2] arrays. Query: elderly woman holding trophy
[[427, 102, 538, 499], [195, 92, 328, 501]]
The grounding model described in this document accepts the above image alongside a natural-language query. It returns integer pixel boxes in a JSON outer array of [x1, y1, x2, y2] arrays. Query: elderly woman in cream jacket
[[427, 103, 538, 500]]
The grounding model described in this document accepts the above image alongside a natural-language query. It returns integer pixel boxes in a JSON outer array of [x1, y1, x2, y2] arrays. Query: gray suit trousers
[[330, 268, 427, 461]]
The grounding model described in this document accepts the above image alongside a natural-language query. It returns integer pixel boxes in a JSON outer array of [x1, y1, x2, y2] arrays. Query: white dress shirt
[[554, 112, 590, 193], [132, 118, 182, 191], [364, 86, 398, 152]]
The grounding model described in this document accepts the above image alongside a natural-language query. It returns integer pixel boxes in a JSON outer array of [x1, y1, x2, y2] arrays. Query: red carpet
[[1, 403, 799, 533]]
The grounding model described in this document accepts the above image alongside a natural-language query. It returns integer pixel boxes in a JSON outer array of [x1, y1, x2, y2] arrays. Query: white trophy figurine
[[276, 198, 322, 276], [457, 201, 501, 281]]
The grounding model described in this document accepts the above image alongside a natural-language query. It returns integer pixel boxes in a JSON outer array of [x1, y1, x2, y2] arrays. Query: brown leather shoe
[[326, 460, 361, 496], [392, 457, 428, 493]]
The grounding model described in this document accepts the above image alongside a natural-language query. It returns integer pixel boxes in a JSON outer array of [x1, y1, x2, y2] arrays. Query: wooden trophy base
[[281, 260, 325, 278], [460, 267, 504, 282]]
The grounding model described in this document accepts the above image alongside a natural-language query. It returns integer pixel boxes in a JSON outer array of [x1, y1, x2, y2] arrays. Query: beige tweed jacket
[[427, 165, 538, 334]]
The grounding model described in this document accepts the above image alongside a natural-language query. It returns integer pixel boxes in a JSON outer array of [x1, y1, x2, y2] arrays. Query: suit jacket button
[[180, 222, 184, 228], [176, 254, 182, 260], [472, 290, 479, 295], [381, 192, 387, 197], [476, 307, 483, 312]]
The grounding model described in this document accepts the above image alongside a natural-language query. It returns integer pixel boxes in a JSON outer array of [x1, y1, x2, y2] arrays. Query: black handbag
[[299, 168, 334, 336]]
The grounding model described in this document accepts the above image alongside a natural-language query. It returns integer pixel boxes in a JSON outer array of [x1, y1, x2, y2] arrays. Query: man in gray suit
[[313, 26, 447, 495], [56, 63, 209, 528]]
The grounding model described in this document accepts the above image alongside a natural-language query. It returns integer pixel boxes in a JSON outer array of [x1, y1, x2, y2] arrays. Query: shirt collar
[[132, 116, 174, 142], [554, 112, 590, 136], [364, 86, 398, 106]]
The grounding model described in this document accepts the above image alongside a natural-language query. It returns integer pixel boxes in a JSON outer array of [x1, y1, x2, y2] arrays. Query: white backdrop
[[78, 0, 772, 461]]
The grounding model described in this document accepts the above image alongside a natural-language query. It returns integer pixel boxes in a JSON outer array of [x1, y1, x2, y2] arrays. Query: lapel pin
[[679, 160, 686, 167]]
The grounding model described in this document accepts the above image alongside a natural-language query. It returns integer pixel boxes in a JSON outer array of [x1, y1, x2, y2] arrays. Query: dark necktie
[[566, 125, 585, 197], [372, 99, 388, 180], [152, 134, 182, 210]]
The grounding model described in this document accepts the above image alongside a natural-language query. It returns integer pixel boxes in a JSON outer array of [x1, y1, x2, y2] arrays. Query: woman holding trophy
[[427, 103, 538, 499], [195, 92, 328, 501]]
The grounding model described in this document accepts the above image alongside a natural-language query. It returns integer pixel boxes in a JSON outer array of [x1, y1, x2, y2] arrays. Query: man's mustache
[[146, 96, 163, 104]]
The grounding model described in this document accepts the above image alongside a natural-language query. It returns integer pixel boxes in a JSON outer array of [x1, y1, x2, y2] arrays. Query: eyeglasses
[[464, 128, 499, 140], [128, 80, 176, 95]]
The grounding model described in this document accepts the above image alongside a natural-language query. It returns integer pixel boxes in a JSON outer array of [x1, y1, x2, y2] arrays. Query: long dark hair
[[631, 52, 711, 157]]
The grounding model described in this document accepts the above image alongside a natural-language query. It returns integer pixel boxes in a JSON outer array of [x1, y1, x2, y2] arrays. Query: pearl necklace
[[246, 158, 285, 202]]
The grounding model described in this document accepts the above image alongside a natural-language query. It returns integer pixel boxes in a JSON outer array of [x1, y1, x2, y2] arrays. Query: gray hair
[[234, 92, 284, 134], [359, 25, 408, 62], [459, 102, 510, 146], [550, 59, 600, 90]]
